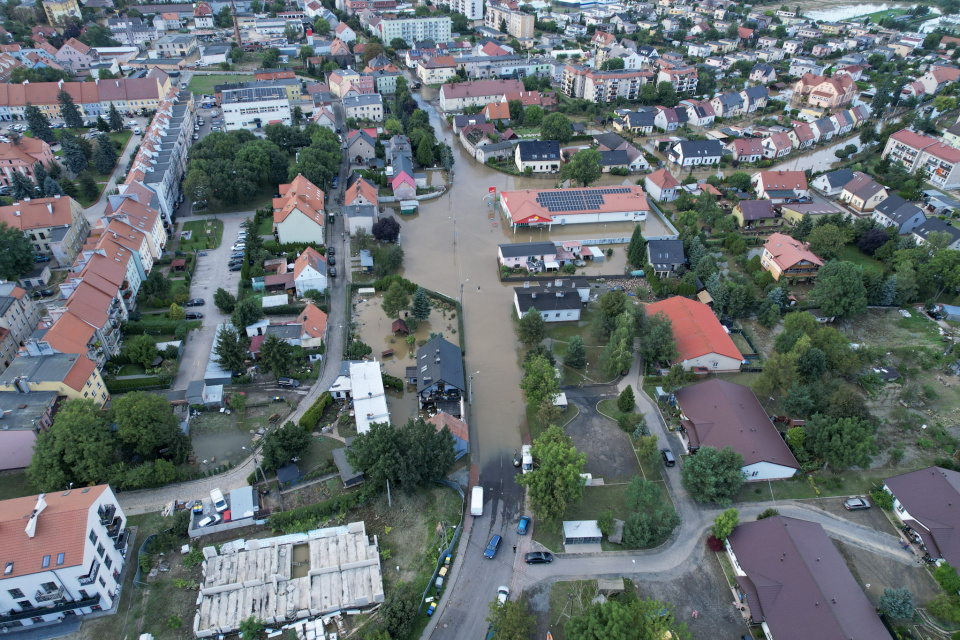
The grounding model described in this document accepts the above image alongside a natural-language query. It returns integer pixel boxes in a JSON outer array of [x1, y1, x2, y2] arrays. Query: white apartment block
[[451, 0, 483, 21], [221, 87, 291, 131], [374, 16, 452, 43], [0, 486, 128, 632], [485, 4, 534, 38]]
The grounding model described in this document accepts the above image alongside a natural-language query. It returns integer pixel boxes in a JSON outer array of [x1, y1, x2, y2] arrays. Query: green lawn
[[533, 484, 633, 552], [256, 215, 274, 235], [732, 469, 900, 503], [75, 178, 107, 207], [299, 435, 342, 476], [206, 185, 275, 215], [847, 7, 908, 23], [187, 74, 248, 95], [180, 219, 224, 251], [840, 245, 887, 274], [116, 363, 146, 376], [0, 472, 36, 501]]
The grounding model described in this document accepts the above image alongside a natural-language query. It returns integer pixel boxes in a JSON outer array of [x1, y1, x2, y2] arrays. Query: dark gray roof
[[343, 93, 383, 107], [675, 140, 723, 157], [0, 389, 58, 430], [737, 199, 775, 220], [716, 92, 743, 107], [185, 380, 205, 403], [333, 446, 364, 485], [914, 216, 960, 243], [265, 324, 302, 340], [416, 336, 464, 393], [453, 113, 486, 128], [623, 110, 656, 128], [646, 239, 685, 266], [515, 288, 581, 313], [0, 353, 82, 386], [344, 204, 377, 219], [594, 132, 626, 149], [742, 85, 768, 101], [727, 516, 893, 640], [0, 296, 14, 317], [600, 150, 629, 166], [820, 168, 853, 190], [499, 241, 556, 259], [517, 140, 561, 161], [814, 117, 834, 134], [752, 62, 774, 74]]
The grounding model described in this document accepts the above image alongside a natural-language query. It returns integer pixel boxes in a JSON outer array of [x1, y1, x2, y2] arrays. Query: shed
[[171, 258, 187, 272], [276, 462, 302, 487], [553, 392, 568, 408], [205, 324, 236, 386], [392, 318, 409, 335], [941, 304, 960, 321], [333, 441, 365, 488], [563, 520, 603, 545], [251, 276, 266, 292], [597, 578, 625, 594], [400, 200, 418, 215], [228, 486, 258, 520], [359, 249, 374, 272], [262, 294, 289, 308], [585, 246, 605, 261]]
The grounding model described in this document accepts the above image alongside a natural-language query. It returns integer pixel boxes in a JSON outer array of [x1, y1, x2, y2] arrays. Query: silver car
[[843, 497, 871, 511]]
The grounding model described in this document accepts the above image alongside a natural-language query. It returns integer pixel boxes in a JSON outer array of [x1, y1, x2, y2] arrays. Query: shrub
[[597, 509, 614, 536], [267, 484, 379, 533], [298, 392, 333, 430], [870, 488, 894, 510], [706, 535, 724, 552], [756, 508, 779, 520]]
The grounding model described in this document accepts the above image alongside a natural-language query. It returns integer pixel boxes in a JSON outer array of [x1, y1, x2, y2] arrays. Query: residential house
[[0, 283, 40, 371], [811, 168, 854, 196], [644, 168, 680, 202], [273, 174, 325, 246], [514, 282, 582, 323], [740, 85, 769, 112], [497, 241, 558, 271], [343, 93, 384, 122], [811, 117, 836, 142], [884, 466, 960, 568], [919, 65, 960, 96], [426, 412, 469, 460], [732, 200, 779, 229], [0, 353, 107, 406], [293, 247, 327, 296], [668, 140, 722, 167], [752, 170, 809, 202], [0, 389, 58, 470], [0, 485, 130, 629], [515, 140, 561, 173], [344, 204, 378, 236], [792, 73, 857, 109], [348, 361, 390, 434], [838, 171, 888, 212], [761, 132, 793, 159], [154, 34, 198, 58], [646, 239, 685, 277], [685, 100, 716, 127], [726, 516, 892, 638], [727, 138, 764, 163], [761, 232, 823, 282], [613, 109, 656, 135], [710, 92, 744, 118], [644, 297, 743, 372], [335, 22, 357, 43], [0, 138, 55, 188], [788, 122, 816, 150], [653, 106, 681, 132], [749, 63, 776, 84], [416, 55, 457, 85], [0, 197, 90, 266], [346, 129, 377, 163], [872, 195, 927, 235], [912, 217, 960, 250], [345, 176, 378, 208], [54, 38, 95, 72], [780, 202, 844, 226], [414, 336, 464, 417], [296, 303, 327, 349], [438, 78, 524, 112], [482, 101, 511, 124]]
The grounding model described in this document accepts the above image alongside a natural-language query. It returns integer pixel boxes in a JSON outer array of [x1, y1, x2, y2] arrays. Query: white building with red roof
[[751, 170, 809, 202], [920, 65, 960, 96], [882, 128, 939, 173], [644, 296, 743, 372], [918, 140, 960, 190], [293, 247, 327, 296], [761, 232, 823, 282], [273, 174, 325, 246], [644, 168, 680, 202], [499, 185, 649, 231]]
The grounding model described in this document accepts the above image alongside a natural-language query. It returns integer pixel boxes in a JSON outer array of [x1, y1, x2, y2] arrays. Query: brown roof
[[885, 466, 960, 567], [646, 168, 680, 189], [297, 303, 328, 338], [274, 174, 324, 225], [293, 246, 326, 279], [345, 177, 378, 206], [727, 516, 892, 640], [483, 101, 511, 120], [673, 379, 798, 469], [763, 232, 823, 271], [756, 170, 808, 192], [43, 311, 96, 357], [440, 78, 524, 100], [61, 37, 91, 55], [0, 485, 108, 579], [427, 411, 468, 442], [63, 355, 97, 393]]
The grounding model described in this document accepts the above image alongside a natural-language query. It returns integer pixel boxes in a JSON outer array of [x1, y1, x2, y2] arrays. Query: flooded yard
[[189, 399, 294, 471]]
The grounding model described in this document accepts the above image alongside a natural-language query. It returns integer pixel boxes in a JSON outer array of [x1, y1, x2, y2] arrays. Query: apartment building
[[0, 284, 40, 372], [448, 0, 481, 20], [0, 72, 171, 121], [221, 87, 291, 132], [0, 353, 108, 405], [0, 139, 55, 189], [792, 73, 856, 109], [0, 197, 90, 266], [41, 0, 80, 25], [155, 34, 198, 58], [343, 93, 384, 122], [438, 78, 524, 112], [374, 16, 452, 43], [882, 128, 938, 173], [54, 38, 96, 72], [917, 141, 960, 190], [107, 17, 158, 46], [485, 2, 534, 38], [657, 66, 698, 93], [0, 486, 128, 631]]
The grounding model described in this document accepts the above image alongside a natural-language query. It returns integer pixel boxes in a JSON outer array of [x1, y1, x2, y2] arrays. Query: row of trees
[[184, 129, 290, 208]]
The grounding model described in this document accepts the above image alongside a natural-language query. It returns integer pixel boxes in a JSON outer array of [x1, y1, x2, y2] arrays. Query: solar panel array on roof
[[535, 187, 632, 212]]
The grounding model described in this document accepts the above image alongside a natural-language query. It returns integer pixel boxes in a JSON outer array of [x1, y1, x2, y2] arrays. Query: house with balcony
[[0, 486, 129, 632], [0, 283, 40, 371], [882, 129, 938, 173], [414, 336, 464, 418], [0, 197, 90, 266], [761, 232, 823, 282], [917, 141, 960, 190]]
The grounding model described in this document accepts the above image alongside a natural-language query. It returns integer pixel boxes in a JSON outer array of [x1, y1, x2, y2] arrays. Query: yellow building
[[42, 0, 80, 25], [0, 353, 109, 406]]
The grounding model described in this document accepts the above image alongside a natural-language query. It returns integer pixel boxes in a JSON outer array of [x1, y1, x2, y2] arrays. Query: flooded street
[[772, 134, 862, 174]]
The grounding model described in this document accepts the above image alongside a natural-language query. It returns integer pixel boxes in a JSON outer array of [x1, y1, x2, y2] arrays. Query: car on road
[[192, 133, 199, 140], [524, 551, 553, 564], [185, 311, 204, 320], [197, 514, 221, 528], [328, 266, 337, 277], [278, 377, 300, 388], [517, 515, 530, 535], [34, 255, 51, 263], [327, 246, 335, 257], [661, 448, 676, 467], [843, 497, 871, 511], [328, 256, 336, 266], [483, 534, 502, 559], [229, 264, 242, 271], [332, 176, 339, 188], [198, 251, 208, 257], [186, 298, 204, 307], [31, 289, 55, 298], [497, 586, 509, 605]]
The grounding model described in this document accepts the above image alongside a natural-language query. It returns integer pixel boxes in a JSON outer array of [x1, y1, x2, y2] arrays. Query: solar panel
[[534, 187, 632, 213]]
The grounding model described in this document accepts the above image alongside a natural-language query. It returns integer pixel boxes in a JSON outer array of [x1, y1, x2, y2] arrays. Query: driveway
[[172, 214, 245, 390], [562, 386, 641, 482]]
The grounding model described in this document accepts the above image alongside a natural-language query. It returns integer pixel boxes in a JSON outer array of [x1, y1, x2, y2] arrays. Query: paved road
[[81, 116, 150, 224]]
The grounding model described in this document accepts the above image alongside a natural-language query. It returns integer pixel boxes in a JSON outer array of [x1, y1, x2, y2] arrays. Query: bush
[[382, 373, 404, 390], [706, 535, 724, 552], [756, 508, 779, 520], [263, 303, 308, 316], [870, 488, 894, 510], [267, 484, 379, 533], [298, 392, 333, 430], [597, 509, 614, 535]]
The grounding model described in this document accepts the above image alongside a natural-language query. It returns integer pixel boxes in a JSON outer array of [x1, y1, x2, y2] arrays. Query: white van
[[521, 445, 533, 474], [470, 486, 483, 517], [210, 488, 228, 513], [133, 127, 141, 135]]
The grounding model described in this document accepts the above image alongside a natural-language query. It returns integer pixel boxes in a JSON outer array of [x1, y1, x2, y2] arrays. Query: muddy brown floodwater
[[381, 91, 641, 466]]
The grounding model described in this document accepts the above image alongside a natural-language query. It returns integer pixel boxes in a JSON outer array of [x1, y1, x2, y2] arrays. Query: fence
[[133, 533, 157, 586], [416, 479, 465, 615]]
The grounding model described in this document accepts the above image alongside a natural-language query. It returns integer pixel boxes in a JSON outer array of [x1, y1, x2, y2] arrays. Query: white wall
[[742, 460, 797, 481], [680, 352, 742, 373], [277, 209, 324, 246]]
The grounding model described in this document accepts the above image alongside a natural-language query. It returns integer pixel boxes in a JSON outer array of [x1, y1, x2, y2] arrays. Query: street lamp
[[468, 371, 479, 404]]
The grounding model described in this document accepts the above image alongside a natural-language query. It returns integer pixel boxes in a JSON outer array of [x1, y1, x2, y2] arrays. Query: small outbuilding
[[563, 520, 603, 546], [228, 486, 259, 520], [392, 318, 410, 335], [171, 258, 187, 272], [426, 411, 470, 460], [276, 462, 302, 487], [333, 440, 365, 487]]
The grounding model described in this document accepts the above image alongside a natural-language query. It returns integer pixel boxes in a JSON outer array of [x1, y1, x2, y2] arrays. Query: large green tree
[[347, 418, 455, 491], [92, 134, 118, 175], [0, 221, 35, 279], [521, 354, 560, 410], [214, 287, 237, 313], [261, 421, 311, 471], [540, 112, 573, 143], [487, 598, 536, 640], [565, 597, 691, 640], [111, 391, 190, 461], [622, 477, 680, 547], [812, 260, 867, 318], [807, 223, 846, 261], [24, 103, 54, 143], [214, 325, 249, 374], [259, 334, 294, 378], [680, 445, 745, 506], [637, 311, 677, 369], [562, 148, 603, 187], [805, 414, 877, 469], [61, 138, 88, 174], [27, 399, 115, 491], [517, 424, 586, 522], [517, 308, 546, 344], [411, 287, 431, 321], [57, 89, 83, 129], [565, 335, 586, 369], [232, 297, 264, 330], [382, 281, 410, 318], [627, 225, 647, 268], [126, 334, 159, 369]]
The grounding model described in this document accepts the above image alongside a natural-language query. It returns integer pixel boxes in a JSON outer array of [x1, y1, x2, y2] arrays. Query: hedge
[[382, 373, 404, 390], [263, 303, 307, 316], [268, 484, 379, 533], [263, 240, 327, 256], [122, 319, 201, 336], [299, 391, 333, 430], [104, 375, 171, 392]]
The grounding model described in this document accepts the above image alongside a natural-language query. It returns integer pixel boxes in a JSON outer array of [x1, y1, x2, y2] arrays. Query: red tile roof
[[762, 232, 823, 271], [427, 411, 468, 442], [644, 296, 743, 363], [501, 185, 649, 225], [297, 303, 327, 338], [274, 174, 324, 225], [889, 128, 937, 151]]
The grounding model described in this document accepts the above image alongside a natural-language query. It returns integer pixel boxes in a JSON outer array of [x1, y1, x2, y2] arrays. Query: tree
[[348, 418, 455, 490], [0, 222, 35, 279], [805, 414, 877, 469], [711, 508, 739, 541], [261, 421, 311, 471], [517, 308, 546, 344], [261, 47, 281, 69], [807, 223, 846, 261], [565, 335, 586, 369], [565, 598, 691, 640], [626, 225, 648, 269], [24, 104, 54, 143], [524, 105, 544, 126], [618, 385, 635, 412], [487, 598, 536, 640], [94, 115, 110, 133], [168, 303, 185, 321], [92, 134, 118, 175], [637, 311, 677, 369], [858, 228, 889, 255], [142, 268, 171, 299], [812, 261, 867, 318], [10, 172, 35, 201], [517, 424, 586, 522], [57, 89, 83, 129], [540, 112, 572, 143], [78, 173, 99, 200], [238, 616, 266, 640], [622, 477, 680, 547], [232, 297, 264, 330], [43, 176, 63, 197], [657, 80, 679, 106], [371, 216, 401, 243], [390, 37, 408, 49], [681, 446, 745, 506], [521, 354, 559, 409], [62, 138, 88, 174], [600, 56, 625, 70], [411, 287, 431, 321], [214, 287, 237, 313], [879, 587, 914, 621], [112, 392, 189, 461], [126, 334, 158, 369], [382, 281, 410, 318], [600, 311, 634, 376], [507, 98, 524, 123], [27, 399, 115, 491], [259, 334, 294, 378], [213, 325, 249, 374], [795, 347, 826, 383], [727, 171, 752, 192], [416, 137, 433, 167], [562, 148, 603, 187]]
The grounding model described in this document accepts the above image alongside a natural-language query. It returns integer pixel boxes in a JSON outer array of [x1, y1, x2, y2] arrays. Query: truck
[[521, 445, 533, 474], [471, 486, 483, 516]]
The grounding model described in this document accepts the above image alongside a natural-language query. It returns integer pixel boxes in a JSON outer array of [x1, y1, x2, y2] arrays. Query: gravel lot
[[833, 539, 941, 608], [562, 386, 641, 483]]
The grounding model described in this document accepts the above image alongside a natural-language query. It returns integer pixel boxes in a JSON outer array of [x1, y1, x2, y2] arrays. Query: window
[[7, 588, 24, 599], [99, 578, 105, 587], [104, 556, 112, 569], [97, 543, 104, 558], [57, 553, 65, 566], [41, 582, 57, 593], [42, 555, 50, 568]]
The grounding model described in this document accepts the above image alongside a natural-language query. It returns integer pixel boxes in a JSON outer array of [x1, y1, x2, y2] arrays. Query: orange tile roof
[[297, 302, 328, 338], [0, 485, 107, 579], [61, 37, 91, 55], [43, 311, 95, 356], [755, 170, 808, 192], [427, 411, 468, 442], [274, 174, 324, 225], [501, 185, 649, 225], [0, 196, 75, 231], [644, 296, 743, 364], [62, 355, 97, 394], [345, 177, 378, 206], [646, 168, 680, 189], [81, 253, 127, 289], [763, 232, 823, 271], [293, 246, 326, 279], [484, 101, 511, 120]]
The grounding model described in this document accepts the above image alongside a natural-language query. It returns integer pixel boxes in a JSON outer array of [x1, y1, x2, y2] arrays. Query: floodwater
[[804, 2, 914, 21], [189, 419, 258, 470], [771, 134, 862, 174], [393, 91, 642, 465]]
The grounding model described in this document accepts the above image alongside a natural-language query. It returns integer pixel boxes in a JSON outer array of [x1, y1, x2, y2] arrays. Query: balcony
[[98, 504, 116, 525], [78, 559, 100, 586], [35, 587, 64, 603], [0, 597, 101, 624]]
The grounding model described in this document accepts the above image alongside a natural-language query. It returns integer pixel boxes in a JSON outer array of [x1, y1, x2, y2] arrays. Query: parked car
[[231, 252, 244, 259], [278, 377, 300, 388], [332, 176, 339, 188], [329, 266, 337, 277], [34, 255, 51, 263], [661, 448, 676, 467], [497, 586, 509, 605], [197, 514, 221, 528], [193, 133, 199, 140], [517, 515, 531, 535], [327, 246, 335, 257], [483, 535, 502, 559], [229, 264, 242, 271], [843, 497, 871, 511], [185, 311, 204, 320], [186, 298, 204, 307], [524, 551, 553, 564], [328, 256, 336, 266]]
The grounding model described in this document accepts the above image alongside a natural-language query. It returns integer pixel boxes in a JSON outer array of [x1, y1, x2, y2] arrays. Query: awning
[[268, 119, 282, 124], [544, 260, 560, 270]]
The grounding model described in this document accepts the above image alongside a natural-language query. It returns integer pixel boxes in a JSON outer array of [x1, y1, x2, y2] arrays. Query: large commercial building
[[373, 16, 452, 43], [499, 185, 649, 231], [221, 86, 291, 131], [0, 486, 129, 632]]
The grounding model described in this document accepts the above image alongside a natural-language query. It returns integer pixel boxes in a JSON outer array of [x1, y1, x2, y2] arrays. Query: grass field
[[732, 469, 898, 502], [840, 245, 887, 274], [187, 74, 247, 95], [848, 7, 909, 23], [207, 186, 275, 214], [0, 471, 35, 501], [180, 219, 224, 251], [533, 484, 632, 552]]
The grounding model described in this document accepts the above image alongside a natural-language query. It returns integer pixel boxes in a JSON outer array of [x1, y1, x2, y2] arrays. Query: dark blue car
[[517, 516, 530, 535], [483, 534, 501, 559]]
